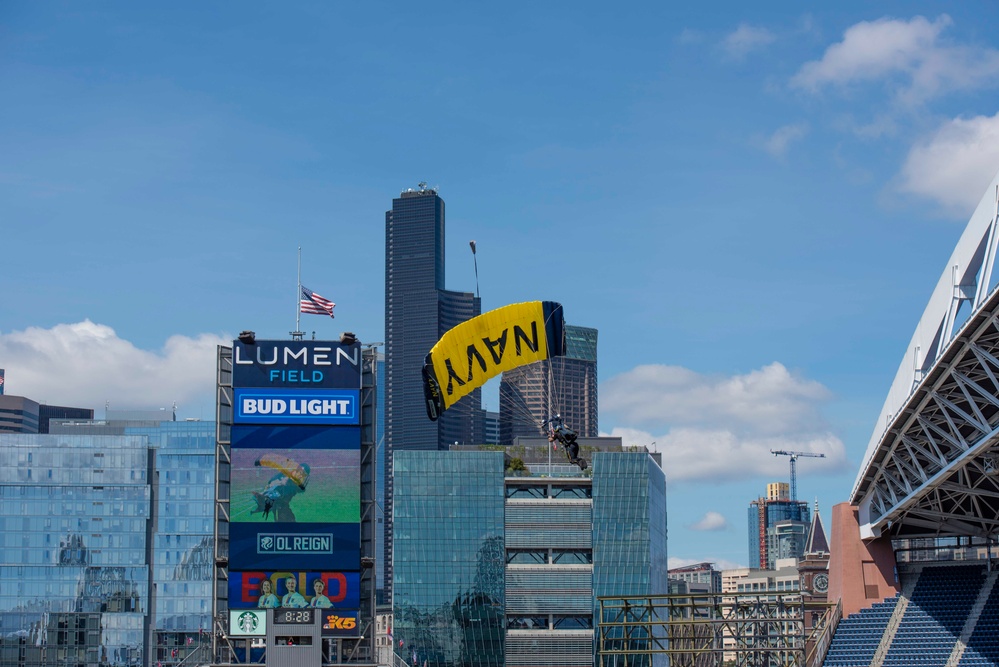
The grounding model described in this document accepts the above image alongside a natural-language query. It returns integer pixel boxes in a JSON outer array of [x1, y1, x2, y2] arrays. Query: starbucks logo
[[238, 612, 259, 634]]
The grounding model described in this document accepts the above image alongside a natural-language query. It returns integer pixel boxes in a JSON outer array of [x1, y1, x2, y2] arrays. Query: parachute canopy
[[254, 453, 310, 490], [422, 300, 566, 421]]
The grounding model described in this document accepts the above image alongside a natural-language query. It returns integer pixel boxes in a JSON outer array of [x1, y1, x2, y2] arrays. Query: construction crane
[[770, 449, 825, 501]]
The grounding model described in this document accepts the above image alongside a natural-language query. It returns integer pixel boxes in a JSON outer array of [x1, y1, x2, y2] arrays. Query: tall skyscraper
[[383, 185, 483, 603], [499, 324, 597, 444], [747, 482, 811, 569]]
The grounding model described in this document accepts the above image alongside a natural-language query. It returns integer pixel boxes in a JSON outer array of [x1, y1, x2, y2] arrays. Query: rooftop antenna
[[291, 246, 305, 340], [418, 181, 427, 191], [469, 240, 480, 299]]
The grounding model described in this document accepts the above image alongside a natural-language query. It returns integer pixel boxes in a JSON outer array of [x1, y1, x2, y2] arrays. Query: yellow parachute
[[254, 453, 310, 490], [422, 301, 566, 420]]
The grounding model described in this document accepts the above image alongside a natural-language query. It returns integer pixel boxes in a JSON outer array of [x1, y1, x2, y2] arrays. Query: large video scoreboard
[[226, 339, 361, 621]]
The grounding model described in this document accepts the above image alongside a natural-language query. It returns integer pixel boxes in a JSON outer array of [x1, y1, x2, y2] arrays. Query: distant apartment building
[[720, 559, 802, 663], [0, 394, 93, 434], [722, 559, 802, 596], [669, 562, 722, 593], [499, 325, 597, 444]]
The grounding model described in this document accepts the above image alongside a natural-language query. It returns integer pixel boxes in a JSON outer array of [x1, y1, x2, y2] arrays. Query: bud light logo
[[234, 388, 359, 425]]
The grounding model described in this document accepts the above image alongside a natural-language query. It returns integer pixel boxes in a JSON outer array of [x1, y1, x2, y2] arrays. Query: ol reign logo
[[237, 611, 259, 634], [258, 533, 334, 555]]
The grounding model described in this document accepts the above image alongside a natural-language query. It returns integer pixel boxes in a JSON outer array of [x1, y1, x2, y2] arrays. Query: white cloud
[[602, 363, 849, 482], [669, 556, 746, 571], [897, 113, 999, 217], [790, 15, 999, 104], [604, 362, 829, 433], [0, 321, 227, 415], [689, 511, 729, 531], [723, 24, 776, 59], [678, 28, 704, 45], [761, 122, 809, 159]]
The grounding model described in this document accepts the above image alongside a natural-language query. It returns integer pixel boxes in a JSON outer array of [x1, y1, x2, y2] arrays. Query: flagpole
[[291, 246, 305, 340]]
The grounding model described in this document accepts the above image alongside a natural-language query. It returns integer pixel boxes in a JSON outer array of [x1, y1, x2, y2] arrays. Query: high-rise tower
[[383, 185, 483, 602], [747, 483, 811, 569], [499, 324, 597, 444]]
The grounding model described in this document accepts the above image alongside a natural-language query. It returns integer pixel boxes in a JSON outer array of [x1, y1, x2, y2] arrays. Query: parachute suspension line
[[539, 306, 567, 429], [545, 357, 566, 431], [508, 389, 545, 436], [549, 359, 565, 433]]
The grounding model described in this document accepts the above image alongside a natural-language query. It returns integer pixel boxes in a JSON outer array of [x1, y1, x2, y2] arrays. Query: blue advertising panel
[[231, 425, 361, 450], [229, 571, 360, 610], [234, 388, 359, 425], [230, 523, 359, 570], [233, 341, 361, 389]]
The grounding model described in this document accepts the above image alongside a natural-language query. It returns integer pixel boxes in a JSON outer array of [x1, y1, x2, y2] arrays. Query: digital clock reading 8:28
[[275, 609, 314, 624]]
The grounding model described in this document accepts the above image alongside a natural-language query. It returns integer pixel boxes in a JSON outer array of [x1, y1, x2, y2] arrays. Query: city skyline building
[[391, 444, 667, 667], [0, 413, 214, 667], [668, 562, 722, 594], [499, 325, 597, 445], [484, 410, 499, 445], [383, 185, 483, 604], [0, 393, 93, 434], [748, 483, 811, 570]]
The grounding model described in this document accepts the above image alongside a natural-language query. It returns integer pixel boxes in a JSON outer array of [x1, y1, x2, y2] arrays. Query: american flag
[[300, 286, 335, 318]]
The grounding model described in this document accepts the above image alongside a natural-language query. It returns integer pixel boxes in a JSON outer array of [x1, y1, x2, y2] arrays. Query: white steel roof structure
[[853, 170, 999, 541]]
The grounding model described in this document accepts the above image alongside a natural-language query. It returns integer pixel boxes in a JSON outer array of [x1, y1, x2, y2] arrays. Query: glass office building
[[384, 186, 483, 603], [392, 448, 667, 667], [747, 497, 810, 570], [0, 418, 215, 666], [500, 325, 598, 444], [0, 433, 150, 666]]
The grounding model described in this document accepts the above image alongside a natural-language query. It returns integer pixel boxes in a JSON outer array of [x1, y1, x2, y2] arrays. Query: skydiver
[[251, 463, 311, 522], [545, 415, 587, 470]]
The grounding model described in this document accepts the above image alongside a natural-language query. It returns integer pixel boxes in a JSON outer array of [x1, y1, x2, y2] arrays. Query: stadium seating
[[822, 595, 898, 667], [959, 571, 999, 667], [882, 564, 987, 667], [823, 563, 999, 667]]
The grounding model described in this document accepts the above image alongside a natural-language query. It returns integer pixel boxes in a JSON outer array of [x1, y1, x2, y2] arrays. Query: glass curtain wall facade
[[392, 451, 505, 667], [747, 499, 811, 569], [384, 187, 482, 604], [0, 434, 152, 667], [137, 421, 215, 663], [0, 419, 216, 666], [500, 325, 598, 445], [393, 450, 667, 667], [592, 453, 669, 601], [54, 418, 216, 663]]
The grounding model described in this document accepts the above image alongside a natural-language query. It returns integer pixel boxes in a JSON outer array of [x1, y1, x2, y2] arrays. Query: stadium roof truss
[[854, 173, 999, 541]]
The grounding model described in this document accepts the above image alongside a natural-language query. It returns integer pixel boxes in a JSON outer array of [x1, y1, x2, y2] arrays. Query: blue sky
[[5, 2, 999, 569]]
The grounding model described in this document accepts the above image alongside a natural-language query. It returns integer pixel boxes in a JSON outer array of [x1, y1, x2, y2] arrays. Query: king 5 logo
[[322, 610, 360, 637]]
